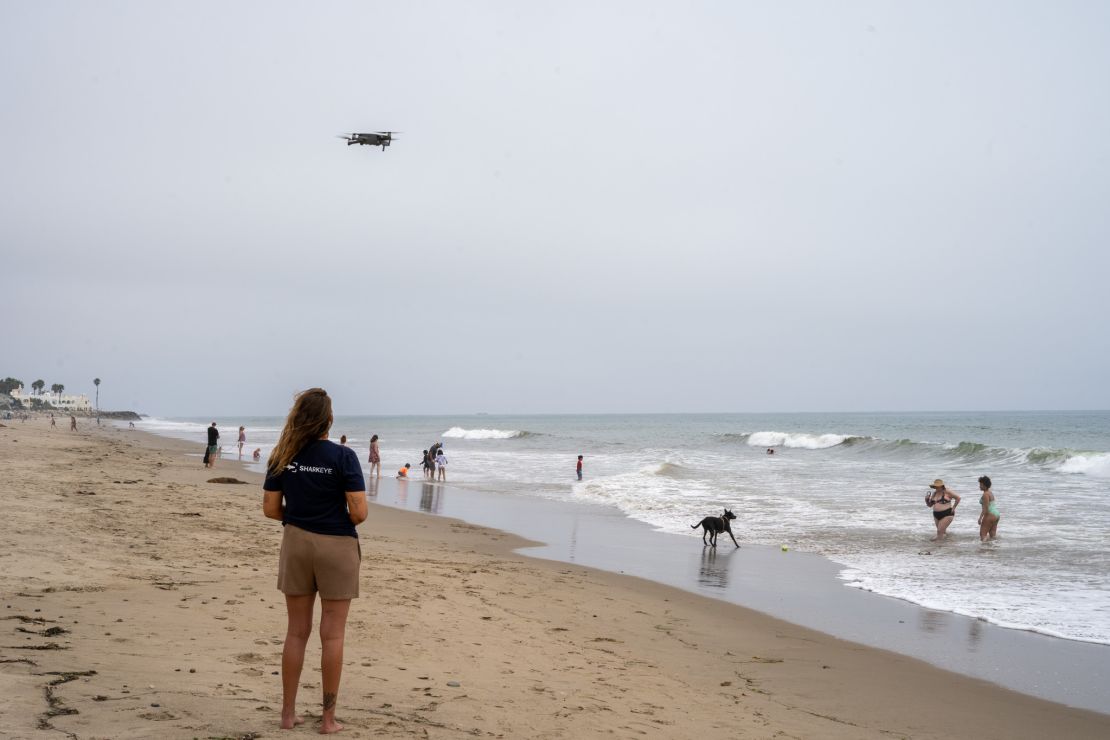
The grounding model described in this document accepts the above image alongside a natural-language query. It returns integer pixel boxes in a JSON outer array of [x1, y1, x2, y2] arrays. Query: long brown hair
[[267, 388, 333, 476]]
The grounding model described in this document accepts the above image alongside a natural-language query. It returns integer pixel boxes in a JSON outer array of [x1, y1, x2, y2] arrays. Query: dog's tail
[[690, 522, 700, 530]]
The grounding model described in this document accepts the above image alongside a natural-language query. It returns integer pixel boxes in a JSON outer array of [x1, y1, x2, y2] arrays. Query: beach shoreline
[[3, 421, 1109, 738], [134, 415, 1110, 712], [138, 410, 1110, 652]]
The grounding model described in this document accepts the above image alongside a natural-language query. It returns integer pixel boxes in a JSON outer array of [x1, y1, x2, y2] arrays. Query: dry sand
[[2, 420, 1108, 739]]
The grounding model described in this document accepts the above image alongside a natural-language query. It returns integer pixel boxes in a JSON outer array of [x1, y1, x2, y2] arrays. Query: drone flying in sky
[[337, 132, 399, 150]]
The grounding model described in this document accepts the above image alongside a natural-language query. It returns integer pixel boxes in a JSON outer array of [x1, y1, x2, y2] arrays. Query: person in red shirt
[[576, 455, 583, 481]]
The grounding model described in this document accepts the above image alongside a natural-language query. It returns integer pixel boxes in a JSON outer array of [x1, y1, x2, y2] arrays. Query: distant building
[[10, 385, 92, 412]]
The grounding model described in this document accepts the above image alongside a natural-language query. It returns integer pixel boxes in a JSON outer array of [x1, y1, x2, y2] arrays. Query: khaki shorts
[[277, 524, 361, 600]]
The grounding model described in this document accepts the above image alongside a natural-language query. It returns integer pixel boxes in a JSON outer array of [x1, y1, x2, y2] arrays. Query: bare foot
[[280, 712, 304, 729], [320, 719, 344, 734]]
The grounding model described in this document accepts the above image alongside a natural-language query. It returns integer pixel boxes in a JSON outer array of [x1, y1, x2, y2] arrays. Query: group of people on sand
[[203, 422, 261, 467], [926, 476, 1001, 543], [44, 413, 79, 431], [22, 410, 78, 428]]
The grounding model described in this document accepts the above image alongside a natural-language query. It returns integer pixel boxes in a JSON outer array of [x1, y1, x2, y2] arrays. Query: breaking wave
[[720, 430, 1108, 476], [442, 427, 530, 440], [746, 431, 860, 449], [647, 462, 701, 479], [1057, 453, 1110, 478]]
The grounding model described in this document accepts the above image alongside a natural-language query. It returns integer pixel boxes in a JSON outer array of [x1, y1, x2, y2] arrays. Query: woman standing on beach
[[977, 475, 1001, 541], [368, 434, 381, 478], [238, 426, 246, 460], [262, 388, 367, 734], [926, 478, 960, 541]]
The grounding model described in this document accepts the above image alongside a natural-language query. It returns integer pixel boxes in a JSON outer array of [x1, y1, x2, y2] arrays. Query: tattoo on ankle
[[323, 692, 337, 711]]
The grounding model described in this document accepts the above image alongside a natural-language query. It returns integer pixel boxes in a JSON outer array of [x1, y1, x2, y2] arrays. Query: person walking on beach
[[435, 447, 447, 481], [421, 449, 432, 479], [238, 426, 246, 460], [262, 388, 367, 734], [926, 479, 960, 541], [977, 475, 1001, 542], [368, 434, 381, 479], [206, 422, 219, 468], [50, 414, 56, 428], [70, 415, 77, 432], [576, 455, 583, 481]]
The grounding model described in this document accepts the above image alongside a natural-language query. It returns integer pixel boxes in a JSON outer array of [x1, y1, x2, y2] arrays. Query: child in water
[[397, 463, 412, 479], [435, 448, 447, 481]]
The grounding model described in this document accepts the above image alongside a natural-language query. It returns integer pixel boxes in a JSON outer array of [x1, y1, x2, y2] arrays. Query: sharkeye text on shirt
[[286, 463, 334, 475]]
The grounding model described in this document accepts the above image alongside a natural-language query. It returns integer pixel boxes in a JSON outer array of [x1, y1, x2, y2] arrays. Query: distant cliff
[[93, 410, 143, 420]]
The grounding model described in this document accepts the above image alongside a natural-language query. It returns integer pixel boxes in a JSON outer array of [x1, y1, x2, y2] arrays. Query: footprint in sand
[[234, 652, 268, 664]]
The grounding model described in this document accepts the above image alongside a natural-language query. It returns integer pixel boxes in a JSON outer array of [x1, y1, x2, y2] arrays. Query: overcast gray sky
[[3, 1, 1108, 416]]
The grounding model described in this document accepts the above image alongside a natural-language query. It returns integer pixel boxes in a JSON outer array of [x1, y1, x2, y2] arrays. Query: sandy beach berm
[[3, 420, 1109, 739]]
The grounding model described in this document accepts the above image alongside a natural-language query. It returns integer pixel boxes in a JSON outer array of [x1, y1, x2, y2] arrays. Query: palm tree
[[51, 383, 64, 402], [32, 379, 45, 395], [94, 378, 101, 424]]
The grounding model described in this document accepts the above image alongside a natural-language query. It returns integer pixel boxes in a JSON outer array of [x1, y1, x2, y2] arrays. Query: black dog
[[691, 509, 739, 548]]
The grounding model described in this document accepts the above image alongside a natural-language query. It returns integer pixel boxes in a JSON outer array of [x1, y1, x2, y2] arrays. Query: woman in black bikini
[[926, 478, 960, 541]]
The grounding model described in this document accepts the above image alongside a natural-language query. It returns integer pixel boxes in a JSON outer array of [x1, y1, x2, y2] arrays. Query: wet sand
[[3, 420, 1109, 738]]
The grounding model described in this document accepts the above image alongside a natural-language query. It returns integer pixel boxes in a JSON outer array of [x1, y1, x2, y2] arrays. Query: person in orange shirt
[[397, 463, 411, 479]]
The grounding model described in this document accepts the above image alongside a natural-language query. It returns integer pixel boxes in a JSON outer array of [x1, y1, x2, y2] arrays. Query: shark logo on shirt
[[286, 463, 299, 473]]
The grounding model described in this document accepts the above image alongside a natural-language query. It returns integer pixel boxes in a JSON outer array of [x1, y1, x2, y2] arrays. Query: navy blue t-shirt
[[263, 440, 366, 538]]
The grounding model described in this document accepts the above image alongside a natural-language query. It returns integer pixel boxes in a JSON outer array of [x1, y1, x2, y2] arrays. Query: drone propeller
[[374, 131, 401, 135]]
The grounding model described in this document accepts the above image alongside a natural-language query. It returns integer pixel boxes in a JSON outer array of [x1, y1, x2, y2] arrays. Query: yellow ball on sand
[[781, 544, 789, 552]]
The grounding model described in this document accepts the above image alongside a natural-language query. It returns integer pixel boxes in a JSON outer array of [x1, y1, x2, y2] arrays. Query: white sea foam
[[1057, 452, 1110, 478], [746, 430, 853, 449], [571, 464, 719, 532], [443, 426, 525, 440], [135, 417, 210, 435]]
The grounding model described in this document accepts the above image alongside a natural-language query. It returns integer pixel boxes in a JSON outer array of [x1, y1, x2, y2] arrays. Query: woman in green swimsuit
[[977, 475, 1000, 542]]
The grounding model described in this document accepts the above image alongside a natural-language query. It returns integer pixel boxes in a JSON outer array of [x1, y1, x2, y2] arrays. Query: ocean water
[[136, 411, 1110, 646]]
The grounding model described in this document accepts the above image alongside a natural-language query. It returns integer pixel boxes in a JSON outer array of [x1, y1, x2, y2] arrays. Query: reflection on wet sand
[[921, 609, 949, 634], [420, 482, 443, 514], [968, 617, 984, 650], [697, 546, 737, 590], [568, 513, 580, 562]]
